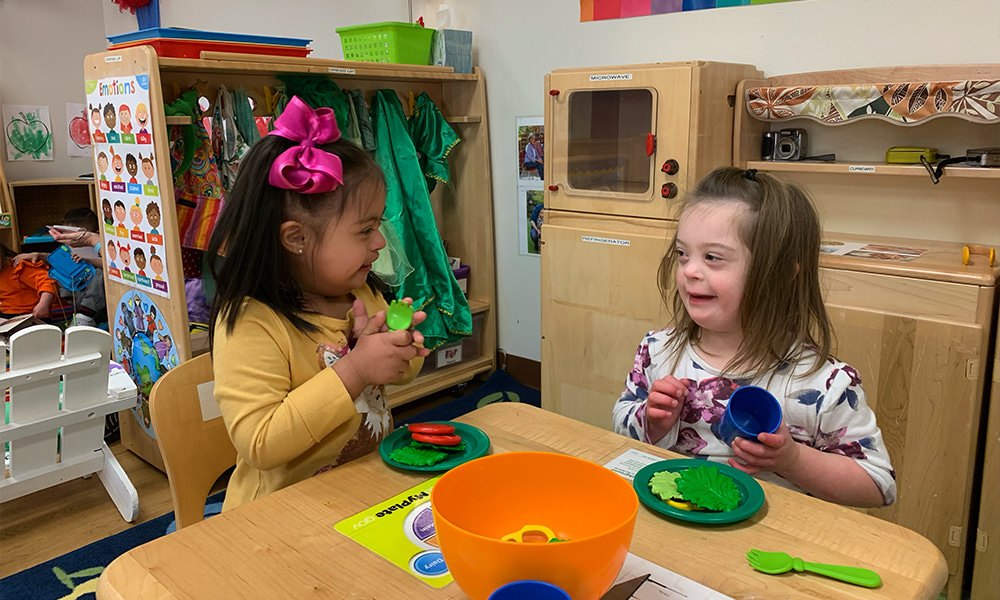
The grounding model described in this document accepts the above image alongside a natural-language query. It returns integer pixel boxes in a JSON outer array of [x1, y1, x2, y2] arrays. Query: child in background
[[612, 167, 895, 508], [20, 208, 107, 327], [206, 96, 430, 511], [0, 242, 58, 319]]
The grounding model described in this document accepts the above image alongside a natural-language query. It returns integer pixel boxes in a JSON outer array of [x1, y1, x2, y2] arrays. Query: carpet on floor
[[0, 492, 224, 600], [395, 368, 541, 426]]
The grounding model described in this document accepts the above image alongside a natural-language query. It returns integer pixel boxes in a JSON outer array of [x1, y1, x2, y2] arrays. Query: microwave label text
[[589, 73, 632, 81]]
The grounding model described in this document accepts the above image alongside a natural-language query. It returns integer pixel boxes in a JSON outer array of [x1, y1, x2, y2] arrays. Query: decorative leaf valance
[[746, 80, 1000, 125]]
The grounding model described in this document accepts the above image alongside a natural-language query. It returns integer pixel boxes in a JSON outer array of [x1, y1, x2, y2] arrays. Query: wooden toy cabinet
[[540, 61, 761, 429], [83, 46, 496, 470], [734, 64, 1000, 599]]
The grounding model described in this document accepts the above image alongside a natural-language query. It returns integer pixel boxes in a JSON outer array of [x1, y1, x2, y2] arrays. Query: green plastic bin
[[336, 21, 435, 65]]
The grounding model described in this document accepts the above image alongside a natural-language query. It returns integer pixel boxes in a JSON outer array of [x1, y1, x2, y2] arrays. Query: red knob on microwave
[[645, 133, 656, 156], [661, 159, 679, 175], [661, 182, 678, 199]]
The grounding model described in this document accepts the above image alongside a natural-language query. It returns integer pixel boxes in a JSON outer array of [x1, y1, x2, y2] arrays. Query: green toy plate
[[379, 422, 490, 472], [633, 459, 765, 525]]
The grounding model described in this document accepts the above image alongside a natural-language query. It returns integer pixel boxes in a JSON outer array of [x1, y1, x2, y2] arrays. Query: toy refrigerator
[[540, 61, 760, 429]]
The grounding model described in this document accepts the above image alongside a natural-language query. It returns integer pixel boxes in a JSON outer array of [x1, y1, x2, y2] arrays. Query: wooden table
[[97, 403, 947, 600]]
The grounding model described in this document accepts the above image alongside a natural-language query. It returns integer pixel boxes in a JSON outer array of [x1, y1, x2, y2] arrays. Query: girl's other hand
[[337, 298, 430, 396], [727, 422, 801, 475], [645, 375, 687, 444]]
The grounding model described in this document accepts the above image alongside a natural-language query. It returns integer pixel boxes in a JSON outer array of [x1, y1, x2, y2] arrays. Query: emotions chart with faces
[[86, 75, 170, 298]]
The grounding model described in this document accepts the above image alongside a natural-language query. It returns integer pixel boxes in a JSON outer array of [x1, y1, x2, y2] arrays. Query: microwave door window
[[567, 88, 653, 195]]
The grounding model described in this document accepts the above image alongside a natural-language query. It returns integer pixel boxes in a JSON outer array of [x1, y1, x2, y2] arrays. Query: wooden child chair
[[148, 352, 235, 530], [0, 325, 139, 521]]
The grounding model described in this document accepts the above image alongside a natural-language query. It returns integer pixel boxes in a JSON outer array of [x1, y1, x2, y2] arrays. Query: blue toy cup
[[488, 580, 572, 600], [719, 385, 782, 446]]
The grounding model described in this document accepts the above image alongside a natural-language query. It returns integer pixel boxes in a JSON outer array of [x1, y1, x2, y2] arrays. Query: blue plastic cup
[[719, 385, 782, 446], [488, 580, 572, 600]]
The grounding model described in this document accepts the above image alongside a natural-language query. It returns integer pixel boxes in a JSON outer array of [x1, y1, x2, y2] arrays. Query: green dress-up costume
[[370, 89, 471, 350]]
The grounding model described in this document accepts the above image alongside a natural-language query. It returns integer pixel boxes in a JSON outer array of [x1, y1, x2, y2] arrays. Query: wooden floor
[[0, 384, 473, 578]]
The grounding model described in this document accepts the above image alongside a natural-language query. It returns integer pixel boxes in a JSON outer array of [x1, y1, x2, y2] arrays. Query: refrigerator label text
[[582, 235, 631, 247]]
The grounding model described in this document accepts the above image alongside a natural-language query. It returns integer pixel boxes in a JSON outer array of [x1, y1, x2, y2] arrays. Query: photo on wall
[[516, 116, 544, 183], [519, 187, 545, 256]]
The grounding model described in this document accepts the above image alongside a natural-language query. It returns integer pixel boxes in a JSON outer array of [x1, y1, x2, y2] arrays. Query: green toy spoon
[[746, 549, 881, 588], [385, 299, 414, 331]]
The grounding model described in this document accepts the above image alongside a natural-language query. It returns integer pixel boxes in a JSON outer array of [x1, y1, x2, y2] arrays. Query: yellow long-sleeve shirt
[[213, 285, 422, 510]]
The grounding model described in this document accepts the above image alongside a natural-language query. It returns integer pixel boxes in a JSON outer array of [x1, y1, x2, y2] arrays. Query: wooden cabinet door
[[826, 303, 988, 598], [540, 211, 674, 429], [970, 302, 1000, 600]]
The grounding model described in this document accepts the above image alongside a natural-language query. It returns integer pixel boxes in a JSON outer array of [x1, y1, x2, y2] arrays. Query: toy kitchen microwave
[[543, 61, 761, 222]]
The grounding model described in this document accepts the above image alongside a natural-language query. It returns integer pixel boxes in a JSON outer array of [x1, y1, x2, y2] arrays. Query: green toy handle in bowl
[[386, 299, 414, 331]]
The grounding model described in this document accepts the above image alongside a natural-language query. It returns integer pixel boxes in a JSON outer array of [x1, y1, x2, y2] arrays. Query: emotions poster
[[85, 74, 170, 299]]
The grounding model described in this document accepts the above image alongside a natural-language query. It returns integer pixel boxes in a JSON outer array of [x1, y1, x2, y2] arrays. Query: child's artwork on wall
[[581, 0, 800, 22], [66, 102, 93, 157], [2, 104, 53, 161], [516, 116, 544, 257], [86, 74, 171, 299], [113, 289, 181, 437]]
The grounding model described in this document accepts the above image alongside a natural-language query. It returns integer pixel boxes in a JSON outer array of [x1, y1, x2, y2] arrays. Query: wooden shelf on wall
[[746, 160, 1000, 179]]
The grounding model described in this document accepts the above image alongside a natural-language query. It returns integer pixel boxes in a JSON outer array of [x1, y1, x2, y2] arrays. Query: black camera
[[762, 128, 808, 161]]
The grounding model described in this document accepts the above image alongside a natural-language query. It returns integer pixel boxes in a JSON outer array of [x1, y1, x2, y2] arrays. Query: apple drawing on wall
[[70, 109, 91, 149], [5, 111, 51, 160]]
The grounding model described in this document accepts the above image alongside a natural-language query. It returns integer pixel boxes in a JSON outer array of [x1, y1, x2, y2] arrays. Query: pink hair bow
[[268, 96, 343, 194]]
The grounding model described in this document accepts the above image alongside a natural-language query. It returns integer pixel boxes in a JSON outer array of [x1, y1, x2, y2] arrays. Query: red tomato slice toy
[[411, 432, 463, 446], [407, 423, 456, 435]]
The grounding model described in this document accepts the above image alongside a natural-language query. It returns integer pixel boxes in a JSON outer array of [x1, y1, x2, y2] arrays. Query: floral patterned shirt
[[613, 327, 896, 505]]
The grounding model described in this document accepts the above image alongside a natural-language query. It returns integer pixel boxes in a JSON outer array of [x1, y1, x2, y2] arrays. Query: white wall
[[0, 0, 109, 180], [4, 0, 999, 363]]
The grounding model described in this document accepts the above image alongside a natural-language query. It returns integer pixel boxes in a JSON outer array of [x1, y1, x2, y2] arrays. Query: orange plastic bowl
[[431, 451, 638, 600]]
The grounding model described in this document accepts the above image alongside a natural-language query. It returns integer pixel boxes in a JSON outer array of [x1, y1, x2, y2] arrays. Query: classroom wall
[[3, 0, 999, 365], [0, 0, 109, 180]]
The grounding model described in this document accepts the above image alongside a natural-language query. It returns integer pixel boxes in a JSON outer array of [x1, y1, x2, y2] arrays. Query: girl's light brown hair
[[657, 167, 831, 378]]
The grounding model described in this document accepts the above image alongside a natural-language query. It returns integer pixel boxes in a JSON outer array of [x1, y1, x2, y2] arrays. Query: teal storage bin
[[432, 29, 472, 74]]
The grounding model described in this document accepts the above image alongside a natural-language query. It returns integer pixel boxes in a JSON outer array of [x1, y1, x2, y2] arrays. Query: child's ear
[[278, 220, 307, 254]]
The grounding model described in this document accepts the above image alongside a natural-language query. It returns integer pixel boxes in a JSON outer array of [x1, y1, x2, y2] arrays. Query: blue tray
[[107, 27, 311, 47]]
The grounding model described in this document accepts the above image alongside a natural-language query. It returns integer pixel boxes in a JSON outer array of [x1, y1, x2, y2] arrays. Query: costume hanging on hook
[[169, 93, 224, 251], [371, 89, 471, 350], [409, 91, 461, 194]]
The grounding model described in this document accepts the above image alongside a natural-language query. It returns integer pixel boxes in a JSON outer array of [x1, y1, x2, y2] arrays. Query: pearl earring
[[298, 248, 303, 254]]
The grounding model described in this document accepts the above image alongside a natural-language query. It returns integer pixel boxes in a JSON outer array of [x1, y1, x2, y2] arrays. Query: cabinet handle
[[549, 89, 560, 96], [548, 185, 559, 191]]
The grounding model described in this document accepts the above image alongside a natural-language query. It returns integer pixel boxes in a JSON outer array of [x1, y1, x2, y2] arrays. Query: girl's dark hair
[[207, 134, 385, 342], [657, 166, 831, 378]]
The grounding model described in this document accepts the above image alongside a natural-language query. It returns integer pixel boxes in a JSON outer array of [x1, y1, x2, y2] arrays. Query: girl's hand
[[727, 422, 801, 475], [645, 375, 687, 444], [336, 298, 431, 396]]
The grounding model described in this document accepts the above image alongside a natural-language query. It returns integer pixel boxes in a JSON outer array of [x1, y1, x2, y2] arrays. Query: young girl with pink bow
[[207, 96, 430, 511]]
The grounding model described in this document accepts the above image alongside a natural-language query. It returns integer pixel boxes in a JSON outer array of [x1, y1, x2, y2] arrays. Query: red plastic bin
[[107, 39, 312, 59]]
